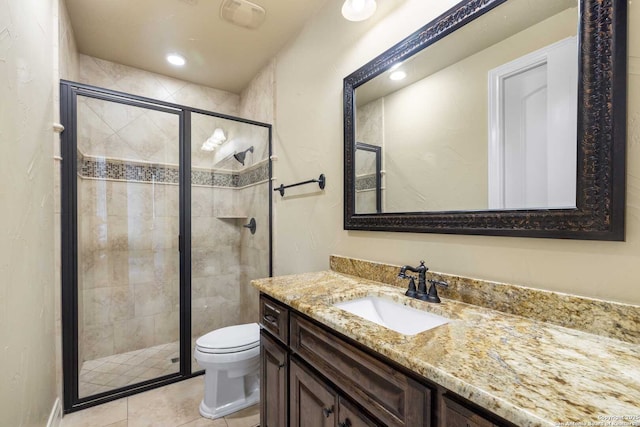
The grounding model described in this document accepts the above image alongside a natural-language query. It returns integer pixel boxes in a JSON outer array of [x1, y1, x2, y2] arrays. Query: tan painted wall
[[0, 0, 58, 424], [271, 0, 640, 305]]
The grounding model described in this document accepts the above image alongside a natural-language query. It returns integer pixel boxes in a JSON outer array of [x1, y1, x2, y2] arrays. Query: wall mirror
[[343, 0, 626, 240]]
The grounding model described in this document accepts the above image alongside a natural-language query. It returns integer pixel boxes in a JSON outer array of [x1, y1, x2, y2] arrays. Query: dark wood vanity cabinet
[[261, 331, 288, 427], [259, 293, 515, 427]]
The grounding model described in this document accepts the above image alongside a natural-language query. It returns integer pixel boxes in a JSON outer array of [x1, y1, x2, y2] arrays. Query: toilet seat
[[196, 323, 259, 354]]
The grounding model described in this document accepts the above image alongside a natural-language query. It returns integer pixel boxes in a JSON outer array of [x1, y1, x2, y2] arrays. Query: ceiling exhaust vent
[[220, 0, 266, 30]]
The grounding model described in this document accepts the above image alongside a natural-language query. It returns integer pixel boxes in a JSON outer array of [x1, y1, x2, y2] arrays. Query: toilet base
[[199, 388, 259, 420]]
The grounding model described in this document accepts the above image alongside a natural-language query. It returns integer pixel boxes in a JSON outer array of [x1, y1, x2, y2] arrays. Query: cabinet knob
[[277, 362, 285, 370], [339, 419, 352, 427], [322, 407, 333, 418]]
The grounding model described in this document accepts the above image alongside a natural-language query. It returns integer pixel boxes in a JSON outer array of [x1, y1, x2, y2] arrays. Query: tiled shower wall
[[238, 60, 275, 325], [78, 147, 270, 361], [79, 178, 180, 359], [76, 55, 271, 361], [238, 182, 271, 325]]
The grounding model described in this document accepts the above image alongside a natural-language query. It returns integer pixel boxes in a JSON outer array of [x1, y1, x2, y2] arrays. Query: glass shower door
[[75, 93, 181, 398], [190, 112, 271, 372]]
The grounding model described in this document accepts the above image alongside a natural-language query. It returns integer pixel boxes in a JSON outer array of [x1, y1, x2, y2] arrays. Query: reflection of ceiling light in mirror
[[166, 53, 186, 66], [389, 70, 407, 81], [342, 0, 377, 21], [201, 128, 227, 151]]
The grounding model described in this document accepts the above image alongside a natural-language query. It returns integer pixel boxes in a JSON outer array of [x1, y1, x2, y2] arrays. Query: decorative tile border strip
[[79, 155, 180, 184], [78, 152, 269, 188], [355, 174, 376, 191], [330, 255, 640, 345], [191, 168, 236, 187], [238, 162, 269, 188]]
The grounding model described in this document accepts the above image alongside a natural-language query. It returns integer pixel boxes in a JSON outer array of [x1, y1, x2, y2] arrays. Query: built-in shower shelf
[[216, 215, 248, 219]]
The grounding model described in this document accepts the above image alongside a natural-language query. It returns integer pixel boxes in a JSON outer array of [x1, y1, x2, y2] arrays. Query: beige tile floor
[[62, 376, 260, 427]]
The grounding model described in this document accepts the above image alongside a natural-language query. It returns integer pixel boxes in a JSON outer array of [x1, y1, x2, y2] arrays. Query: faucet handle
[[423, 279, 448, 303], [405, 276, 418, 298], [428, 279, 448, 288], [398, 272, 418, 297]]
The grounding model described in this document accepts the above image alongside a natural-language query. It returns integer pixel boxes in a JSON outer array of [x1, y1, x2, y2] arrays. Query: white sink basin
[[333, 296, 449, 336]]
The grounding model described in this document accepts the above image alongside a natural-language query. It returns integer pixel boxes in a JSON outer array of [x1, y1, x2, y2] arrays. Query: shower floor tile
[[79, 341, 180, 397]]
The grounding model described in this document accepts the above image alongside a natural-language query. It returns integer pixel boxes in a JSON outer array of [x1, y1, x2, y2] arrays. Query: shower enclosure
[[60, 81, 271, 412]]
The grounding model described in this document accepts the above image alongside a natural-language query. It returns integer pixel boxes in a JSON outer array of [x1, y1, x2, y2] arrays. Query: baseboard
[[46, 398, 63, 427]]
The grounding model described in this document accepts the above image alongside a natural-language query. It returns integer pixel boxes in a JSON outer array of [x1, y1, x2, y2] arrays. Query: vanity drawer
[[290, 313, 432, 427], [259, 295, 289, 344], [442, 396, 499, 427]]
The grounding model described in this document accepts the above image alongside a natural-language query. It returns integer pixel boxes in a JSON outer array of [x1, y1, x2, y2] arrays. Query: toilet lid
[[196, 323, 259, 353]]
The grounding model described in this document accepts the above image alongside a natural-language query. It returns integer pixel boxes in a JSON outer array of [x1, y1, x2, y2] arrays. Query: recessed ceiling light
[[389, 70, 407, 81], [166, 54, 186, 66], [342, 0, 377, 22], [390, 62, 403, 71]]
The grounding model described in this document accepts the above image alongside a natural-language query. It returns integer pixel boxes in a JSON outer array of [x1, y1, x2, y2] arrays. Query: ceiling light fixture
[[166, 53, 186, 66], [341, 0, 377, 22], [389, 70, 407, 81], [220, 0, 266, 30]]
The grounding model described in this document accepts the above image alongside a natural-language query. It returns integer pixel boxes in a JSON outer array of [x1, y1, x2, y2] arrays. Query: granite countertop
[[252, 271, 640, 427]]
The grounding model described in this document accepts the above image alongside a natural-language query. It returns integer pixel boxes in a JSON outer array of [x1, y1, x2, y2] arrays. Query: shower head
[[233, 146, 254, 165]]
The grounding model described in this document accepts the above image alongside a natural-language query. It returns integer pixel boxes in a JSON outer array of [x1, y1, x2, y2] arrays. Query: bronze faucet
[[398, 260, 448, 303]]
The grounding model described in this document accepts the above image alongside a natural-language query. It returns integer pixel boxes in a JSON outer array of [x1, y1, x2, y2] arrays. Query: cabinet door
[[338, 397, 381, 427], [290, 358, 337, 427], [261, 331, 288, 427]]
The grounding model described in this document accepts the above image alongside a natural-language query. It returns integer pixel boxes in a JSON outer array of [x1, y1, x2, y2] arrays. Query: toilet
[[194, 323, 260, 419]]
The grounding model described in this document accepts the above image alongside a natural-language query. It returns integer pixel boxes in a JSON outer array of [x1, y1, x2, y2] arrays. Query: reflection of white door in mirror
[[488, 36, 577, 210]]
